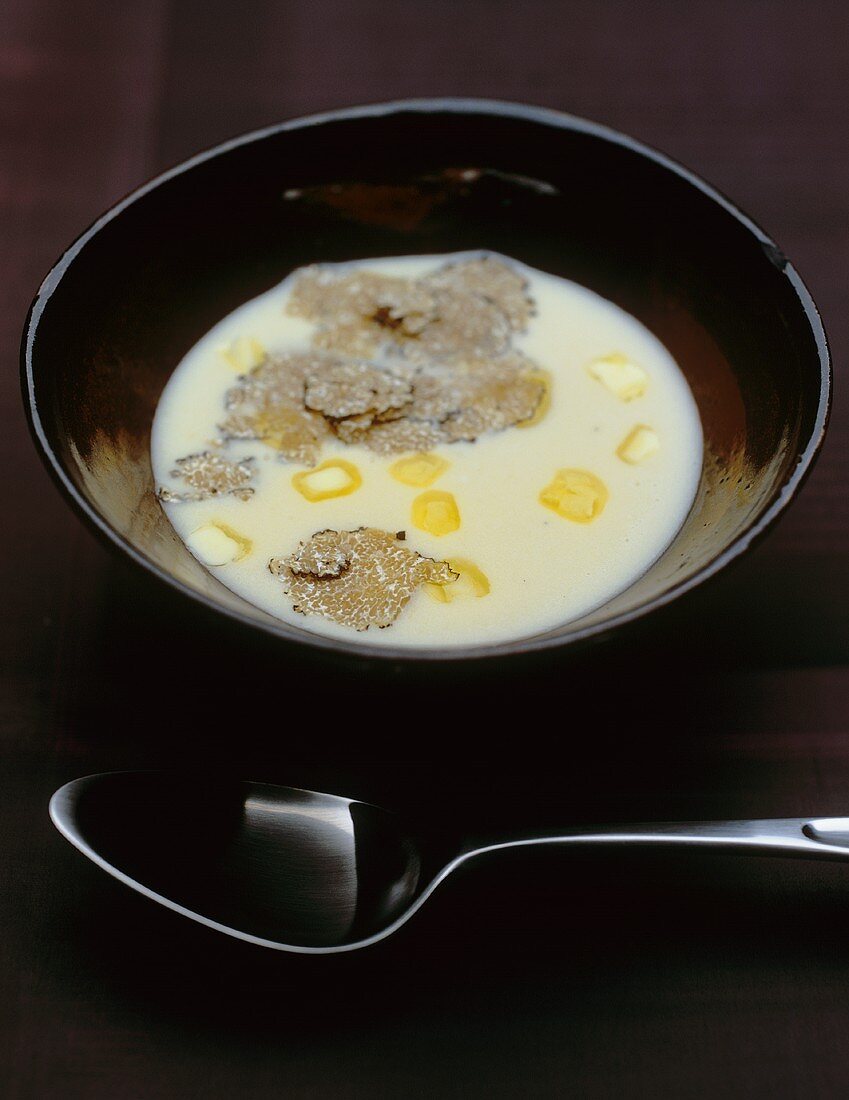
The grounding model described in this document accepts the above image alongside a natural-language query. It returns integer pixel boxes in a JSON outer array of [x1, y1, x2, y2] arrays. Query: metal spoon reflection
[[49, 772, 849, 954]]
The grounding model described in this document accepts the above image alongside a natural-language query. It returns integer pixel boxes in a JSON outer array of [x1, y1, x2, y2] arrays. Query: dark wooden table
[[4, 2, 849, 1096]]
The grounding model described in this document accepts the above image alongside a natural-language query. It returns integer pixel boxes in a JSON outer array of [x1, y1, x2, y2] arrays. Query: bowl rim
[[21, 97, 832, 663]]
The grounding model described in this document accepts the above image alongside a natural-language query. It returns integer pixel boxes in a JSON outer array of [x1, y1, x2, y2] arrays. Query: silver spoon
[[49, 771, 849, 954]]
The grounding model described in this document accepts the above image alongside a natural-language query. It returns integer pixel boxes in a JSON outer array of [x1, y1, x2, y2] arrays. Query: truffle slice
[[304, 359, 413, 423], [220, 353, 331, 466], [286, 261, 522, 363], [412, 353, 539, 420], [269, 527, 457, 631], [438, 363, 548, 441], [235, 257, 546, 458], [353, 353, 547, 452], [158, 451, 255, 502], [287, 268, 437, 356], [353, 417, 446, 455], [410, 291, 512, 362], [423, 255, 535, 332]]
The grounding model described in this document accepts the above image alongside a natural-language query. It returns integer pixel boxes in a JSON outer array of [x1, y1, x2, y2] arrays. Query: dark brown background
[[4, 1, 849, 1096]]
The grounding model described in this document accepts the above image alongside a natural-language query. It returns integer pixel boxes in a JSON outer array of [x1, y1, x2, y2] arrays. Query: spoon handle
[[468, 817, 849, 862]]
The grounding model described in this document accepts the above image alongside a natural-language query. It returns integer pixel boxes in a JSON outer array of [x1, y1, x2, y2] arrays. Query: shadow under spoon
[[49, 771, 849, 954]]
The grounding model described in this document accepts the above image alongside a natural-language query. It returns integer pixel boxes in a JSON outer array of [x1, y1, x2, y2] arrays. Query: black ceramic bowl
[[22, 99, 830, 662]]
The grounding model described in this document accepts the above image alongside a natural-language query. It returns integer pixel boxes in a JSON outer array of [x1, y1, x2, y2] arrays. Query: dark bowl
[[22, 99, 830, 663]]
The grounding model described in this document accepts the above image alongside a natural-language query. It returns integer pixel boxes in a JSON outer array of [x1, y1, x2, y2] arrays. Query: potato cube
[[539, 469, 608, 523], [517, 369, 552, 428], [186, 522, 252, 566], [218, 336, 266, 372], [389, 452, 450, 488], [292, 459, 362, 502], [412, 490, 461, 536], [587, 353, 647, 401], [617, 425, 660, 464], [425, 558, 490, 603]]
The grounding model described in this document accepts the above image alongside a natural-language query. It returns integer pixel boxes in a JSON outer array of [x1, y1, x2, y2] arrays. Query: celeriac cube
[[517, 369, 552, 428], [412, 490, 461, 536], [425, 558, 490, 603], [617, 425, 660, 464], [390, 452, 450, 488], [186, 522, 252, 566], [292, 459, 362, 502], [587, 353, 647, 401], [539, 469, 608, 523], [218, 336, 266, 372]]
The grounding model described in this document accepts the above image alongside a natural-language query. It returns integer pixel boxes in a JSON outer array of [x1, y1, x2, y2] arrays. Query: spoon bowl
[[50, 772, 849, 953], [50, 772, 441, 951]]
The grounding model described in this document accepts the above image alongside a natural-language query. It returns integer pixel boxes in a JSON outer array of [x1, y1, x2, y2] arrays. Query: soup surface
[[152, 252, 703, 648]]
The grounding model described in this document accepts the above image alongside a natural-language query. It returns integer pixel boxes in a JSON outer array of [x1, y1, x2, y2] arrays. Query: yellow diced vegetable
[[411, 490, 461, 536], [517, 369, 552, 428], [617, 425, 660, 464], [539, 469, 608, 523], [218, 336, 266, 372], [186, 522, 252, 566], [292, 459, 362, 502], [587, 353, 647, 401], [425, 558, 490, 603], [389, 452, 450, 488]]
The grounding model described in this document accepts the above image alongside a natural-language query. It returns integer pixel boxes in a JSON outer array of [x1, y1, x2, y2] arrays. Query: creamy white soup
[[151, 252, 703, 648]]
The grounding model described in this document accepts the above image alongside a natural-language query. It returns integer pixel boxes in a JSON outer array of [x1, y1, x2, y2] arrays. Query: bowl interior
[[25, 103, 828, 658]]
